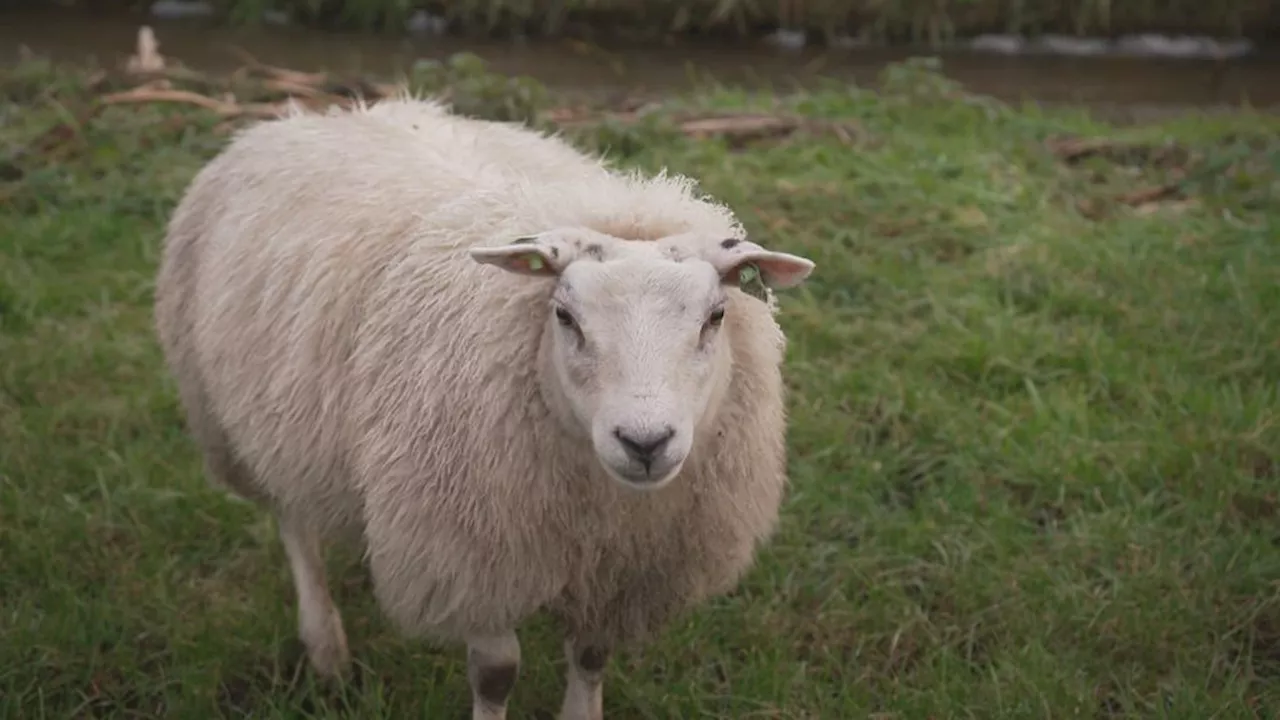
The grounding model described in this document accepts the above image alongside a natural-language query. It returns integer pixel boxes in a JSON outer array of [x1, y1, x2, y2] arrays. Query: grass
[[2, 54, 1279, 719]]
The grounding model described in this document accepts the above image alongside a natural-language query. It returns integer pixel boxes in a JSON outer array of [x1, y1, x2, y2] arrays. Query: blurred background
[[2, 0, 1277, 120]]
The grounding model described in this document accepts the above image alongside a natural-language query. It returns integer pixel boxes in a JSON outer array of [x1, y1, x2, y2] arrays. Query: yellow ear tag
[[738, 263, 768, 301], [526, 254, 545, 272]]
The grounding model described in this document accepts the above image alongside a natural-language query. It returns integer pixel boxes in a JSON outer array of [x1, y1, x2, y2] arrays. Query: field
[[1, 55, 1279, 718]]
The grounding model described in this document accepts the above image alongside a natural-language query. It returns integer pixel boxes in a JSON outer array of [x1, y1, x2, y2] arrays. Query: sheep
[[152, 95, 815, 720]]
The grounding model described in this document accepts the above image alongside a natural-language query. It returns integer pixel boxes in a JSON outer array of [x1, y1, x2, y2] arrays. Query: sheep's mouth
[[598, 457, 684, 492]]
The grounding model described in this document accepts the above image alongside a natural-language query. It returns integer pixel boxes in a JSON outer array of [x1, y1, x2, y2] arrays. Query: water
[[3, 6, 1278, 120]]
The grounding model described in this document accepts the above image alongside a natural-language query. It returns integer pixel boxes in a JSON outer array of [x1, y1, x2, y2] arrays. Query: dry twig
[[1116, 183, 1181, 206], [101, 87, 240, 115], [1046, 136, 1121, 162], [228, 45, 328, 86], [679, 114, 798, 142]]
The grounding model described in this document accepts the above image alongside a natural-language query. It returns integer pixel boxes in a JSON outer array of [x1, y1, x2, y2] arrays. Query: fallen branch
[[227, 45, 328, 87], [237, 101, 297, 118], [98, 86, 298, 119], [551, 107, 861, 147], [1046, 136, 1123, 162], [1046, 135, 1191, 172], [128, 65, 226, 93], [1116, 183, 1181, 206], [679, 114, 798, 143], [101, 86, 241, 114], [260, 77, 336, 100]]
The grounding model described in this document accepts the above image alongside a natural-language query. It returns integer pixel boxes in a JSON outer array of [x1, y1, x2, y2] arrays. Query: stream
[[3, 6, 1278, 122]]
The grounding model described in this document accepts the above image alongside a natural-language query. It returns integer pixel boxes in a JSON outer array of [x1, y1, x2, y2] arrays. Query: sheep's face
[[471, 228, 813, 491]]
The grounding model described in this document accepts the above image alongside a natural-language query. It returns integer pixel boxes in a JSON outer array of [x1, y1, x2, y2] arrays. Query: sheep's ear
[[469, 237, 568, 277], [705, 238, 815, 290]]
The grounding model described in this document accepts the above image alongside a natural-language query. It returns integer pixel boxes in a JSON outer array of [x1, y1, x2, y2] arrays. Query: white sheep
[[153, 96, 815, 720]]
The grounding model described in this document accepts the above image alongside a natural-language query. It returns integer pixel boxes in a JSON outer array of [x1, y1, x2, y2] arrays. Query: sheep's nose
[[613, 425, 676, 469]]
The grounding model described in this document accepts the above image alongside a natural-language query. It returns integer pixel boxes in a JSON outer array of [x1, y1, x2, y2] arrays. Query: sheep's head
[[470, 228, 814, 491]]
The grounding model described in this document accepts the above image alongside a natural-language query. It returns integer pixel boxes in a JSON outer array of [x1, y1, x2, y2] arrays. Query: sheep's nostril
[[613, 425, 676, 468]]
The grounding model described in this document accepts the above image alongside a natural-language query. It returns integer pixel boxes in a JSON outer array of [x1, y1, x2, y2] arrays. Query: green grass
[[2, 56, 1279, 719]]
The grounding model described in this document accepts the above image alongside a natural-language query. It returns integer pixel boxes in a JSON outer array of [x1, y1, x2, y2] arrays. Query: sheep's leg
[[278, 513, 350, 679], [558, 637, 609, 720], [467, 632, 521, 720]]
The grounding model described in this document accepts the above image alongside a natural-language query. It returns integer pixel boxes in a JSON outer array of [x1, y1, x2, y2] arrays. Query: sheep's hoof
[[472, 703, 509, 720], [307, 645, 351, 681], [306, 641, 350, 680], [556, 701, 604, 720], [301, 616, 351, 680]]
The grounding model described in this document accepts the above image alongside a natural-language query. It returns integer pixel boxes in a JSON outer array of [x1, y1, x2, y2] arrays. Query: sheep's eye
[[554, 306, 577, 329], [707, 306, 726, 327]]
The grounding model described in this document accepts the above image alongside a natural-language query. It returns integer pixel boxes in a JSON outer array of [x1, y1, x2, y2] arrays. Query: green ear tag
[[738, 263, 768, 302], [526, 254, 545, 272]]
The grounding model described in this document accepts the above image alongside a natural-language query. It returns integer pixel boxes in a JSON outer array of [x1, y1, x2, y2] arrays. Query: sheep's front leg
[[278, 512, 350, 679], [558, 637, 609, 720], [467, 632, 521, 720]]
